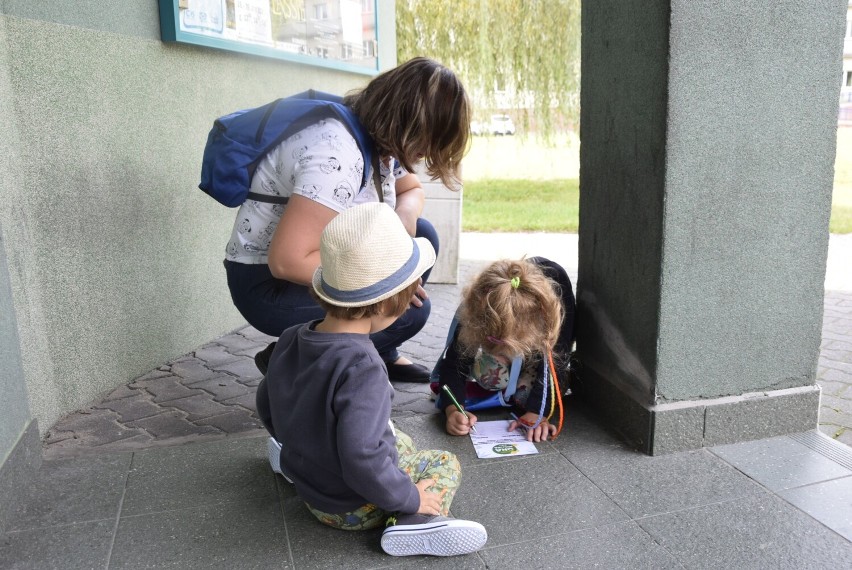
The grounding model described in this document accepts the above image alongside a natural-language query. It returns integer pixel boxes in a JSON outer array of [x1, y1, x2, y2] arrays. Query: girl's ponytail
[[457, 259, 563, 359]]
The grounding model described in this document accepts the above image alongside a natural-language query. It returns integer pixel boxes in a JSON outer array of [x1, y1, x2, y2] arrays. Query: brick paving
[[42, 256, 852, 457], [43, 327, 274, 458], [818, 290, 852, 446]]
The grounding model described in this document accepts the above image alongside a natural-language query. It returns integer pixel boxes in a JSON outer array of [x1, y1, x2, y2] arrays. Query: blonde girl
[[434, 257, 576, 442]]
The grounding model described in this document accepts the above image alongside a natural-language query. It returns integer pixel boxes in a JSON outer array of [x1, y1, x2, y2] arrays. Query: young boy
[[255, 202, 487, 557]]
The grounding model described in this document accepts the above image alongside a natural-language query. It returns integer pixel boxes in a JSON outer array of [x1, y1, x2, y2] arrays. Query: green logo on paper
[[492, 444, 518, 455]]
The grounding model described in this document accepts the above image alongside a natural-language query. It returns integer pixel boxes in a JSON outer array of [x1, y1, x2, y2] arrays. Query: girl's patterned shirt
[[225, 118, 408, 264]]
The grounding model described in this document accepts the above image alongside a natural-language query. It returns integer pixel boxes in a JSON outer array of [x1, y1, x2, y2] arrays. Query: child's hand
[[415, 479, 442, 515], [444, 406, 478, 436], [509, 412, 557, 442], [409, 280, 428, 308]]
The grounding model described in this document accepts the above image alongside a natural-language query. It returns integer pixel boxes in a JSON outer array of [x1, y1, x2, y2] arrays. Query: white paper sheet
[[470, 420, 539, 459]]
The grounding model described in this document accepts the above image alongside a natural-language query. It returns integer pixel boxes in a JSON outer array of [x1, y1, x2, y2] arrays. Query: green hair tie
[[510, 276, 521, 289]]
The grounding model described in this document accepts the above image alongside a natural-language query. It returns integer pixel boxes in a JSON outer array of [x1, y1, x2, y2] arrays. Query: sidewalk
[[2, 233, 852, 569]]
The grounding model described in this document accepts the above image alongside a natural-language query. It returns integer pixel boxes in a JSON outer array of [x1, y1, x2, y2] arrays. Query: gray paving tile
[[0, 520, 114, 570], [215, 331, 267, 355], [2, 454, 131, 532], [194, 343, 244, 366], [818, 407, 852, 431], [49, 434, 156, 457], [819, 378, 851, 397], [131, 376, 203, 403], [96, 393, 164, 422], [238, 326, 276, 343], [110, 498, 291, 569], [637, 493, 852, 569], [131, 368, 174, 383], [221, 391, 258, 412], [45, 408, 144, 447], [169, 357, 217, 383], [451, 453, 629, 546], [159, 393, 237, 420], [209, 358, 264, 382], [780, 476, 852, 541], [822, 348, 852, 364], [125, 410, 221, 440], [710, 435, 852, 491], [42, 428, 75, 445], [101, 384, 140, 401], [194, 410, 265, 434], [241, 376, 264, 388], [833, 427, 852, 447], [391, 384, 439, 415], [555, 420, 766, 518], [184, 375, 252, 401], [478, 521, 681, 570], [824, 391, 852, 413], [281, 494, 390, 569], [121, 436, 277, 516]]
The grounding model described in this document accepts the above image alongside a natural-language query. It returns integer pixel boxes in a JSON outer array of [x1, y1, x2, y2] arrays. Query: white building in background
[[841, 1, 852, 123], [844, 2, 852, 93]]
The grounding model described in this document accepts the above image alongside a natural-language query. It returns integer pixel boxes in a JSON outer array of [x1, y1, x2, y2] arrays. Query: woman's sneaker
[[381, 514, 487, 557], [266, 437, 293, 483]]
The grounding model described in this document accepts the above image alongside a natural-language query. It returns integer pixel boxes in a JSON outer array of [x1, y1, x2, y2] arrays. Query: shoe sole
[[381, 520, 487, 557], [266, 437, 293, 483]]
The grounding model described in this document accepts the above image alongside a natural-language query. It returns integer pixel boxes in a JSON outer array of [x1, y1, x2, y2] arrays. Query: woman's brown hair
[[344, 57, 470, 191], [457, 259, 564, 359]]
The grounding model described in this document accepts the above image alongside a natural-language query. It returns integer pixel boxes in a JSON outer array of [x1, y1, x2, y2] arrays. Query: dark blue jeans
[[224, 218, 439, 364]]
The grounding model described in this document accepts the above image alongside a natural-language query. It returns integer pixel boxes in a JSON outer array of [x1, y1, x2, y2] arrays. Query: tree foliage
[[396, 0, 581, 137]]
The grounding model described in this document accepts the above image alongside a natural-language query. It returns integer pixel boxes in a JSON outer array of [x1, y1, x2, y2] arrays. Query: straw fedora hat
[[312, 203, 436, 307]]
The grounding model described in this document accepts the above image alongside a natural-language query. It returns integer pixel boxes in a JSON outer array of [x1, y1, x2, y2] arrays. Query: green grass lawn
[[461, 129, 852, 233], [462, 133, 581, 232], [831, 128, 852, 233], [463, 178, 580, 232]]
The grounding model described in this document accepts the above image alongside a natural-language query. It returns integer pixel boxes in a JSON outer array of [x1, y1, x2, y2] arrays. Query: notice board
[[158, 0, 380, 75]]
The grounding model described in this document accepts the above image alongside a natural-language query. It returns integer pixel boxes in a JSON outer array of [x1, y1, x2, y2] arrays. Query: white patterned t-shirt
[[225, 118, 406, 264]]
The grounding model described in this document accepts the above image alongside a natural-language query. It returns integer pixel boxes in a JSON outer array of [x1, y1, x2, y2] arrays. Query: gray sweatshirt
[[262, 321, 420, 515]]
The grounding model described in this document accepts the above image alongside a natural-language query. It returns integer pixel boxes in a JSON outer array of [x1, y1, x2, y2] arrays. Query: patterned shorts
[[306, 429, 461, 531]]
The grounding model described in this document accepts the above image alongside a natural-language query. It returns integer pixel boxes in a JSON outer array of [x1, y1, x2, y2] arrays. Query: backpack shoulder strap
[[433, 313, 521, 409], [497, 357, 523, 405], [294, 91, 381, 199]]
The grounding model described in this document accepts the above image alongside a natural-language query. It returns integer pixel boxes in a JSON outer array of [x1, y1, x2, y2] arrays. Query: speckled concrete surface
[[4, 232, 852, 569]]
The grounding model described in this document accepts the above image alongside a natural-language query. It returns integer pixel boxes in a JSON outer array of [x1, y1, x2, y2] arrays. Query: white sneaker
[[266, 437, 293, 483], [381, 514, 487, 557]]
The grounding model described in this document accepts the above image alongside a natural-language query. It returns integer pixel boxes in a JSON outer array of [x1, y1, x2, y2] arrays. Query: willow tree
[[396, 0, 581, 137]]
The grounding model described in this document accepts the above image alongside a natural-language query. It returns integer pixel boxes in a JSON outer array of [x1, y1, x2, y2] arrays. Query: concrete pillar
[[577, 0, 849, 454], [419, 167, 462, 284]]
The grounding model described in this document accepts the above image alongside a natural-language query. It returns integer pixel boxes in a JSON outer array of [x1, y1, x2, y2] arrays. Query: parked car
[[489, 114, 516, 135]]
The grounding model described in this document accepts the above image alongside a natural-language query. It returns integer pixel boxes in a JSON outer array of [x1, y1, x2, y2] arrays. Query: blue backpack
[[199, 90, 380, 207]]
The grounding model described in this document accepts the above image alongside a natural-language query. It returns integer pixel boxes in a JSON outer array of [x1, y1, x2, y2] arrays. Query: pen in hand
[[441, 385, 477, 434], [509, 413, 529, 433]]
